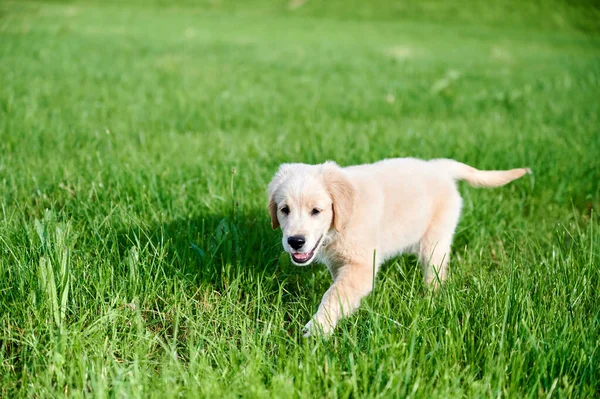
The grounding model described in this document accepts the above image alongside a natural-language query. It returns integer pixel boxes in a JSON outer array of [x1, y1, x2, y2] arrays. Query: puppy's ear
[[267, 164, 293, 230], [268, 195, 279, 229], [322, 161, 356, 232]]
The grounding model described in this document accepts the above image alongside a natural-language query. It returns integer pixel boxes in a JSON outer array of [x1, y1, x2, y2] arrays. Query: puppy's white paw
[[302, 317, 334, 338], [302, 320, 314, 337]]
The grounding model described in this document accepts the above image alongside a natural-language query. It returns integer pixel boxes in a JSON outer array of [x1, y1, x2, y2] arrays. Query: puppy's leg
[[304, 263, 374, 337], [419, 233, 453, 288], [419, 195, 461, 288]]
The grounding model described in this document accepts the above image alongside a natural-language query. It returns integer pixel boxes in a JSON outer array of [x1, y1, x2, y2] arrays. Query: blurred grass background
[[1, 0, 599, 397]]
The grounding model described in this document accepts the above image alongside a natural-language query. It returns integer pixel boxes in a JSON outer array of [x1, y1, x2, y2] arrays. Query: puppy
[[267, 158, 530, 336]]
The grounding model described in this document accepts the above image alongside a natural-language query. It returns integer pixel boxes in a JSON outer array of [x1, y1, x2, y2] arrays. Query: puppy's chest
[[317, 240, 348, 268]]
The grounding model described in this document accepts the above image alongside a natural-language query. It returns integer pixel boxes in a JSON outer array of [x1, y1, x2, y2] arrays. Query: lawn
[[1, 0, 599, 397]]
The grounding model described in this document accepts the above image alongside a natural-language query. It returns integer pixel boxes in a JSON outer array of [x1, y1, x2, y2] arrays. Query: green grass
[[1, 0, 599, 397]]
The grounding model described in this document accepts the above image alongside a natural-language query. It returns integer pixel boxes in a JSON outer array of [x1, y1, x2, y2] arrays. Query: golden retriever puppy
[[267, 158, 530, 336]]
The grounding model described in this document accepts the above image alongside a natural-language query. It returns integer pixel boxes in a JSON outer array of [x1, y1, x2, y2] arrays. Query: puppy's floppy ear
[[322, 161, 356, 232], [268, 196, 279, 229], [267, 164, 293, 230]]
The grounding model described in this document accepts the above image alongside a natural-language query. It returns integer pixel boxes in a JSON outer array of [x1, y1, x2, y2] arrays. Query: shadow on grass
[[106, 207, 313, 338], [112, 207, 287, 289]]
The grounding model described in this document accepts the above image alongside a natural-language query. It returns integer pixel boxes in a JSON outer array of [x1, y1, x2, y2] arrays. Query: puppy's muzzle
[[290, 235, 323, 265], [287, 235, 306, 250]]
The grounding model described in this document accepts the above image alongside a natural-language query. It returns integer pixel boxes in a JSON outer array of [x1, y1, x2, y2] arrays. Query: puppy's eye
[[281, 206, 290, 215], [311, 208, 321, 216]]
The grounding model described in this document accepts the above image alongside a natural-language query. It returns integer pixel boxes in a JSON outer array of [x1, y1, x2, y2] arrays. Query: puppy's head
[[267, 161, 356, 266]]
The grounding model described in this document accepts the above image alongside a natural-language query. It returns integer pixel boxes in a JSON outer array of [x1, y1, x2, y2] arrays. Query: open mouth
[[291, 236, 323, 265]]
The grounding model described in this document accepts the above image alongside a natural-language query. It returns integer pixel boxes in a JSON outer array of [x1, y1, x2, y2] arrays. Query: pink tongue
[[294, 252, 310, 260]]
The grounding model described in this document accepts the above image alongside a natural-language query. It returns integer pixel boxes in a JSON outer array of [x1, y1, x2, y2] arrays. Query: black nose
[[288, 236, 306, 250]]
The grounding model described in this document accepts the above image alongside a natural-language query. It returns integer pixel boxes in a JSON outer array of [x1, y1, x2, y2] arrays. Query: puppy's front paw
[[302, 317, 334, 338], [302, 320, 316, 337]]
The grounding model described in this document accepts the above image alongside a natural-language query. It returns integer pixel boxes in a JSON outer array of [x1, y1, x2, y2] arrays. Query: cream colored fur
[[267, 158, 530, 336]]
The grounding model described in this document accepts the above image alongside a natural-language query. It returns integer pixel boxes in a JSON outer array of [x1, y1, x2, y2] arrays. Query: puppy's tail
[[430, 159, 531, 188]]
